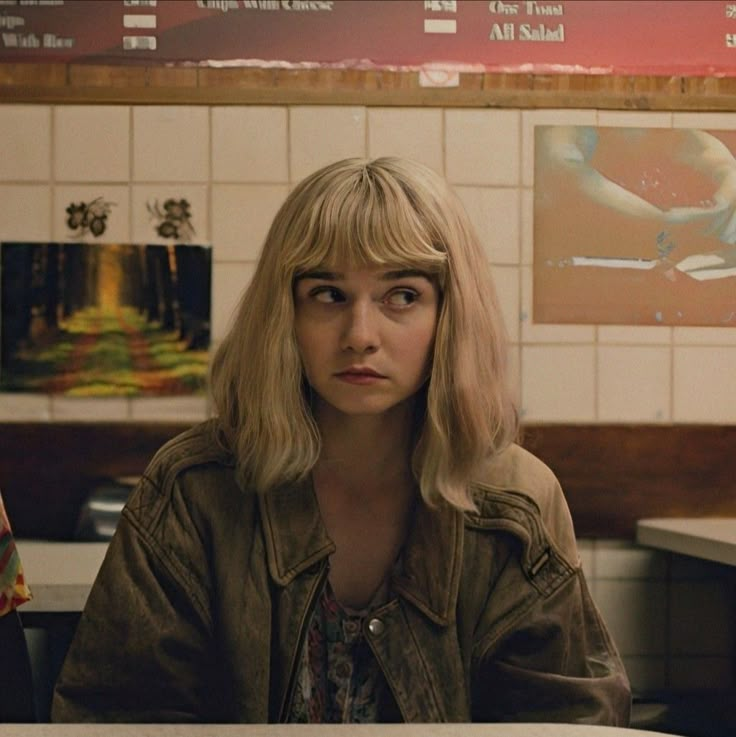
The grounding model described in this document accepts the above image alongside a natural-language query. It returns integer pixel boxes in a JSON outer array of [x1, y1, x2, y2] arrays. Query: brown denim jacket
[[52, 420, 631, 724]]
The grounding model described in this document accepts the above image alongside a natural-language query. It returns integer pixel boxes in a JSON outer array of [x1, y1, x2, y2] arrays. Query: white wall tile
[[594, 580, 667, 656], [520, 267, 596, 343], [0, 394, 51, 421], [212, 106, 288, 183], [673, 346, 736, 422], [130, 396, 208, 422], [521, 109, 597, 188], [595, 541, 668, 580], [520, 189, 534, 266], [506, 342, 521, 410], [211, 184, 288, 262], [576, 538, 595, 578], [596, 111, 672, 128], [131, 185, 208, 244], [598, 325, 672, 345], [289, 106, 366, 183], [490, 265, 519, 344], [50, 397, 129, 421], [211, 261, 256, 341], [673, 326, 736, 346], [53, 185, 130, 243], [367, 108, 443, 174], [673, 112, 736, 130], [0, 185, 51, 241], [133, 106, 209, 183], [445, 109, 519, 186], [0, 105, 51, 181], [597, 346, 671, 423], [54, 106, 130, 182], [521, 345, 595, 422], [455, 186, 520, 265]]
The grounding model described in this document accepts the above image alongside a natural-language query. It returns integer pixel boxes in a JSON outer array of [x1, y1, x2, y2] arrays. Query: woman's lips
[[335, 368, 386, 385]]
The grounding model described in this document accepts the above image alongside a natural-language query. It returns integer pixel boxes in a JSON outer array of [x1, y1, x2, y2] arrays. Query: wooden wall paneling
[[2, 423, 735, 541], [0, 422, 188, 540], [523, 425, 736, 539]]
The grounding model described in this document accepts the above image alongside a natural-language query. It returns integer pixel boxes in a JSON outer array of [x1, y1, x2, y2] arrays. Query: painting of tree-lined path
[[1, 242, 211, 396]]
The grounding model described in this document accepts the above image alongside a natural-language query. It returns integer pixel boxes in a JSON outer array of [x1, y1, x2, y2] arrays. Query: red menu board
[[2, 0, 736, 76]]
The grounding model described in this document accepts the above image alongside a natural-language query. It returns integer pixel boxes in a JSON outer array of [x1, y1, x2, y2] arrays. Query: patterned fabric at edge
[[289, 582, 386, 723], [0, 490, 32, 616]]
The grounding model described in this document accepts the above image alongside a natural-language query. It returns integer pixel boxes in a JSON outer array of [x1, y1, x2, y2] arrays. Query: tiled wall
[[579, 539, 735, 696], [1, 103, 735, 695], [6, 104, 736, 425]]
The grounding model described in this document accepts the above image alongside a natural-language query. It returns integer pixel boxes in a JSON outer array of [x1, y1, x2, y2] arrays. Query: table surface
[[636, 516, 736, 567], [16, 541, 107, 613], [0, 725, 673, 737]]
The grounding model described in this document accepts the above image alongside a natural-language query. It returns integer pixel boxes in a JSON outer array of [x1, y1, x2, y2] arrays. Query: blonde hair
[[210, 157, 517, 510]]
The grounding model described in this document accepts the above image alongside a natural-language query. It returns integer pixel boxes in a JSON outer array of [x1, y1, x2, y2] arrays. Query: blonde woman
[[53, 157, 630, 724]]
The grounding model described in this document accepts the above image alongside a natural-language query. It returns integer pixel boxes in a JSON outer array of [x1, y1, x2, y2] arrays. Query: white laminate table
[[15, 541, 107, 614], [636, 517, 736, 567], [0, 725, 674, 737]]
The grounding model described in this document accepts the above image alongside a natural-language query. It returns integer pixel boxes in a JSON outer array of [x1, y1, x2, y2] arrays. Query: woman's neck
[[311, 399, 419, 608], [313, 400, 416, 497]]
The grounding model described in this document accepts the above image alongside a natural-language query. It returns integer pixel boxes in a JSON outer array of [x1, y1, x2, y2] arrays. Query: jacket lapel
[[392, 500, 465, 626], [259, 476, 335, 586]]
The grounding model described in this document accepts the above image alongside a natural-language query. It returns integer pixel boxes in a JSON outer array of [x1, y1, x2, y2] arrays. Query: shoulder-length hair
[[210, 157, 518, 510]]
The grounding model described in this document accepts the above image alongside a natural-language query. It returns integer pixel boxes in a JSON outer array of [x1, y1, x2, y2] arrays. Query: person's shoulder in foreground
[[471, 442, 578, 562], [461, 443, 631, 725]]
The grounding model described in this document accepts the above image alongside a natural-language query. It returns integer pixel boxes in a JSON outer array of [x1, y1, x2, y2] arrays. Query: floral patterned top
[[0, 490, 31, 617], [288, 580, 389, 723]]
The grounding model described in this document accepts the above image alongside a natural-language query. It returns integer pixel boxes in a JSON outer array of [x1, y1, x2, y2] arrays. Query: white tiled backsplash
[[581, 540, 736, 694], [2, 103, 735, 695], [6, 103, 736, 425], [6, 104, 736, 425]]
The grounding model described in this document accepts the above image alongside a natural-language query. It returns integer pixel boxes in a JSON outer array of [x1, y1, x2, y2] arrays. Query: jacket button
[[367, 617, 385, 637]]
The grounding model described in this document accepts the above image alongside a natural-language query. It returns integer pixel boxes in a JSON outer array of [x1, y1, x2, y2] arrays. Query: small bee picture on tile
[[147, 198, 195, 243], [66, 197, 115, 238]]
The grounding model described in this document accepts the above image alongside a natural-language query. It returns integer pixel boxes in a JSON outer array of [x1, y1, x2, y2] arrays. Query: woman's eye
[[310, 286, 344, 303], [386, 289, 419, 307]]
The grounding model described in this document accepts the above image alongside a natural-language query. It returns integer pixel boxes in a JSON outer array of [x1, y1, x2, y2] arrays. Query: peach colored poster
[[534, 126, 736, 326]]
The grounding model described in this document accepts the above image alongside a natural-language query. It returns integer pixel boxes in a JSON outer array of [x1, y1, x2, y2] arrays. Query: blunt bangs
[[282, 160, 448, 280]]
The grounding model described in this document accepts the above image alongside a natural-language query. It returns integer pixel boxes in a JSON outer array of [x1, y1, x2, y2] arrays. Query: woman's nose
[[340, 301, 379, 353]]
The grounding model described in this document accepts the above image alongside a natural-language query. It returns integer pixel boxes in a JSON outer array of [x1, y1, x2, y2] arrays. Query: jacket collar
[[259, 476, 335, 585], [259, 477, 464, 627]]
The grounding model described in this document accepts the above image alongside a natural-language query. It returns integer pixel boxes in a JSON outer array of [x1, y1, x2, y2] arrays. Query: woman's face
[[294, 264, 439, 419]]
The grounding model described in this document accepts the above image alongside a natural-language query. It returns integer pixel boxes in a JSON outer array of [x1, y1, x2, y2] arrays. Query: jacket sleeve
[[52, 476, 219, 723], [472, 565, 631, 725]]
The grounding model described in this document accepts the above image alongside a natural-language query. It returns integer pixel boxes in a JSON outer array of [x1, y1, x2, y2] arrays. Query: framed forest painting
[[0, 242, 211, 396]]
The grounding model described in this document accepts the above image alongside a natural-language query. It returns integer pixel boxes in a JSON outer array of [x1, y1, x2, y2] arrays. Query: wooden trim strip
[[3, 64, 736, 110]]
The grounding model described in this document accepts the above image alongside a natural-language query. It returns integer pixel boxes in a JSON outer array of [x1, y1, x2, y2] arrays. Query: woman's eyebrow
[[295, 268, 431, 282], [380, 269, 431, 281], [295, 270, 342, 281]]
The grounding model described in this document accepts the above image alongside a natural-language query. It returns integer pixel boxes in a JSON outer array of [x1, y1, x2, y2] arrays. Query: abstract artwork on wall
[[0, 242, 211, 396], [534, 126, 736, 326]]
